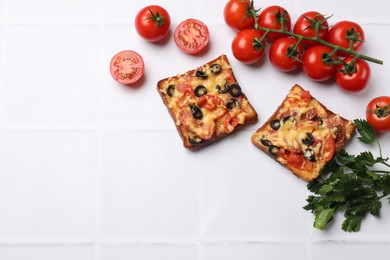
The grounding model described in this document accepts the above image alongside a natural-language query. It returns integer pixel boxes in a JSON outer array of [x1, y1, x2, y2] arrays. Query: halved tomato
[[109, 50, 144, 85], [174, 19, 210, 55]]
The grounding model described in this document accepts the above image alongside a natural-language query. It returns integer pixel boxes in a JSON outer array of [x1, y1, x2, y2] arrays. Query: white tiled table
[[1, 0, 390, 259]]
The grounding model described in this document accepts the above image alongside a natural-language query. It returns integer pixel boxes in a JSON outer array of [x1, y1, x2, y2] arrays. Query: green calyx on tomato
[[145, 8, 165, 27], [368, 103, 390, 118]]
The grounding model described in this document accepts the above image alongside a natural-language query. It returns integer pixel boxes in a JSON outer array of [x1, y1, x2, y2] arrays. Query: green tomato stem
[[256, 26, 384, 65]]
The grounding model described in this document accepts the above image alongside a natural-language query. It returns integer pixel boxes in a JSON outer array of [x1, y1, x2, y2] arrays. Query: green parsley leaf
[[354, 119, 376, 144]]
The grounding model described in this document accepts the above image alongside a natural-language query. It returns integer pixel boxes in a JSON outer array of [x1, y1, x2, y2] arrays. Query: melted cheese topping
[[159, 56, 257, 144], [252, 85, 354, 181]]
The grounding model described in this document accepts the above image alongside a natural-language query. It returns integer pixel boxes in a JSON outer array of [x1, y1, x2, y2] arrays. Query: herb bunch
[[304, 119, 390, 232]]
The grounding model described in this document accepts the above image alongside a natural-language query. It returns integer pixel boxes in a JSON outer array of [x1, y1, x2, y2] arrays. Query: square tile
[[0, 131, 98, 241], [98, 244, 198, 260], [201, 130, 310, 240], [7, 0, 103, 23], [204, 242, 307, 260], [312, 242, 390, 260], [0, 245, 95, 260], [99, 131, 199, 240], [2, 25, 100, 127]]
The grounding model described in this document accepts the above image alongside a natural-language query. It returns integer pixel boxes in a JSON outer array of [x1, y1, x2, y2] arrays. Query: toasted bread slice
[[251, 84, 355, 181], [157, 54, 258, 150]]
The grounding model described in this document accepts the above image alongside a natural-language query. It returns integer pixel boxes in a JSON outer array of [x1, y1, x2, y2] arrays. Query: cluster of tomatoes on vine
[[224, 0, 383, 93]]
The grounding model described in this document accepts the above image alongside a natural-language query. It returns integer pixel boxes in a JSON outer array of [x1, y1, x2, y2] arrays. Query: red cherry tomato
[[257, 5, 291, 42], [135, 5, 171, 42], [302, 45, 337, 82], [231, 29, 266, 64], [336, 57, 371, 92], [328, 20, 365, 56], [109, 50, 144, 85], [366, 96, 390, 132], [223, 0, 256, 31], [174, 19, 210, 55], [293, 11, 329, 48], [268, 37, 303, 72]]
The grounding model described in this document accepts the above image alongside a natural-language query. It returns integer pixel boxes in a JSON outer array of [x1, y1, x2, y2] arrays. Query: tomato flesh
[[321, 135, 335, 162], [174, 19, 209, 55], [109, 50, 144, 85], [287, 152, 313, 171]]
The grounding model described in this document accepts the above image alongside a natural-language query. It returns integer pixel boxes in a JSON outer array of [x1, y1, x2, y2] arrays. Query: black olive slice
[[270, 119, 281, 130], [260, 139, 272, 147], [303, 148, 315, 161], [313, 116, 324, 125], [268, 145, 280, 156], [196, 70, 208, 79], [190, 104, 203, 119], [166, 84, 175, 97], [210, 63, 222, 74], [216, 83, 230, 94], [302, 133, 314, 146], [228, 84, 242, 97], [194, 85, 207, 97], [283, 116, 295, 123], [226, 99, 239, 109], [188, 136, 203, 145]]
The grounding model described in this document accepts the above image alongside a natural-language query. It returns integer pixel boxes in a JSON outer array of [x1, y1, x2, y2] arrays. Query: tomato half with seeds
[[109, 50, 144, 85], [174, 19, 210, 55], [366, 96, 390, 132], [135, 5, 171, 42]]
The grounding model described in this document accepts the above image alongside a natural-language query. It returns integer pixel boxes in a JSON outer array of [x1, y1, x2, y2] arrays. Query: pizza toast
[[157, 54, 258, 150], [251, 84, 356, 181]]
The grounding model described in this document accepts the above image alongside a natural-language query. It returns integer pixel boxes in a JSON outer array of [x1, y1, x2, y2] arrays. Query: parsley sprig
[[304, 119, 390, 232]]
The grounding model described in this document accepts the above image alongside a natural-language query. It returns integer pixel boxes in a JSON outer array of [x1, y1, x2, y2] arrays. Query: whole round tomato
[[135, 5, 171, 42], [174, 19, 210, 55], [328, 20, 365, 56], [109, 50, 145, 85], [231, 29, 266, 64], [302, 45, 337, 82], [293, 11, 329, 48], [366, 96, 390, 132], [257, 5, 291, 42], [269, 37, 303, 72], [223, 0, 256, 31], [336, 56, 371, 92]]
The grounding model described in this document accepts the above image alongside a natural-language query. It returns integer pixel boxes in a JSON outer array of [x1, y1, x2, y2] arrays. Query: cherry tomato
[[174, 19, 210, 55], [109, 50, 144, 85], [336, 57, 371, 92], [231, 29, 265, 64], [293, 11, 329, 48], [366, 96, 390, 132], [223, 0, 256, 31], [257, 5, 291, 42], [328, 20, 365, 56], [321, 135, 335, 162], [268, 37, 303, 72], [302, 45, 337, 82], [135, 5, 171, 42]]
